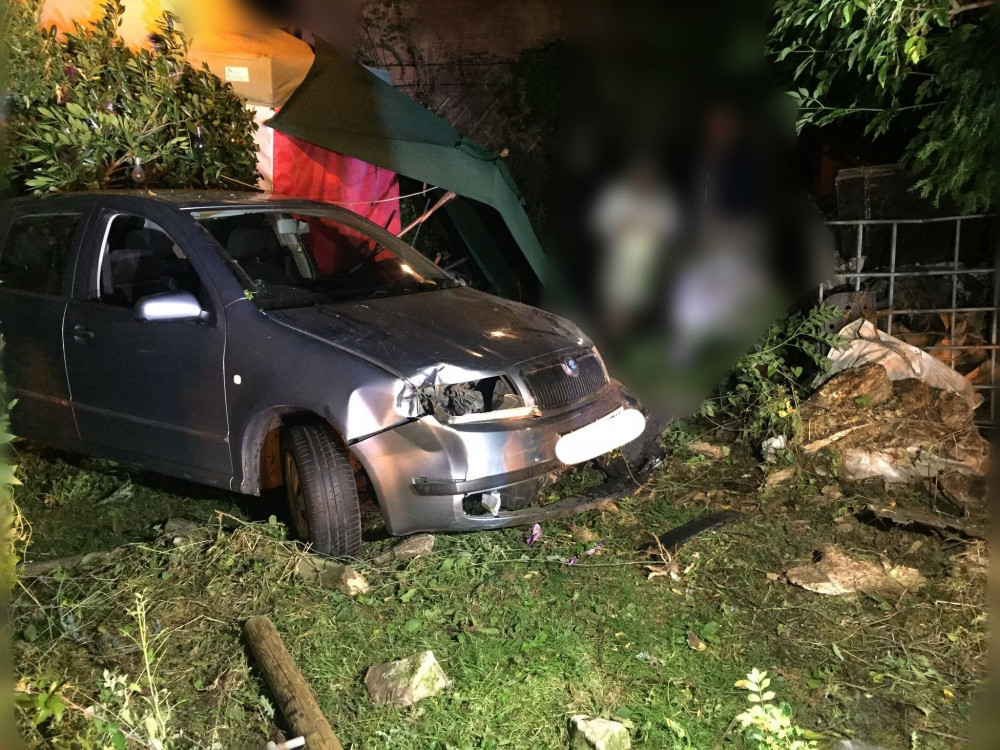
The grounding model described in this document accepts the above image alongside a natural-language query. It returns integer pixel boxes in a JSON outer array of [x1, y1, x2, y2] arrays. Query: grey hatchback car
[[0, 191, 646, 557]]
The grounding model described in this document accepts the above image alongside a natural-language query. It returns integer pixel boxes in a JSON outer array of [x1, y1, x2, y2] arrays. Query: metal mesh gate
[[819, 214, 997, 426]]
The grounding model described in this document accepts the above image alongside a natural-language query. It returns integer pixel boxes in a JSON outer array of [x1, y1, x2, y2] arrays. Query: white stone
[[569, 716, 631, 750], [365, 651, 451, 707], [371, 534, 435, 565], [294, 555, 369, 597]]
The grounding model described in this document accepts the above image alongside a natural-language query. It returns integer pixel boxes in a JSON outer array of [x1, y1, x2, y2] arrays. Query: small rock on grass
[[371, 534, 435, 566], [365, 651, 451, 707], [294, 555, 369, 597], [161, 517, 213, 545], [569, 715, 631, 750], [687, 440, 730, 460]]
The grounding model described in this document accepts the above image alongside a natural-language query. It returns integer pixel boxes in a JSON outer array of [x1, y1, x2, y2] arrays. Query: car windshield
[[192, 207, 459, 309]]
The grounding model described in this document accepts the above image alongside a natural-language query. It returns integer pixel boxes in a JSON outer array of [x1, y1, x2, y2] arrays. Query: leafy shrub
[[16, 594, 178, 749], [0, 342, 25, 592], [2, 0, 258, 195], [703, 303, 843, 447], [735, 668, 818, 750]]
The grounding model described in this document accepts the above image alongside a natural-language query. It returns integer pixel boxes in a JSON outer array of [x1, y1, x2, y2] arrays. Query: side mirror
[[135, 291, 206, 323]]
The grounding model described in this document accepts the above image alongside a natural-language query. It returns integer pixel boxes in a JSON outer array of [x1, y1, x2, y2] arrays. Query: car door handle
[[72, 324, 95, 343]]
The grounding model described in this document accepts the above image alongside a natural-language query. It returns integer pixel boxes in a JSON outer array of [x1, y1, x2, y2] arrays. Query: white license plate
[[554, 407, 646, 465]]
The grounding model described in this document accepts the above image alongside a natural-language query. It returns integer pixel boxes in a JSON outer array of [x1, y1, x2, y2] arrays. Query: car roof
[[4, 190, 337, 213]]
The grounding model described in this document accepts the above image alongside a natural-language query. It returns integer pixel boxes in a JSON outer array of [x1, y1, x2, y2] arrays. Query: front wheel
[[282, 423, 362, 558]]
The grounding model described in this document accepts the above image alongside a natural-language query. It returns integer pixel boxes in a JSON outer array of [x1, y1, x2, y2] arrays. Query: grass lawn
[[11, 441, 987, 749]]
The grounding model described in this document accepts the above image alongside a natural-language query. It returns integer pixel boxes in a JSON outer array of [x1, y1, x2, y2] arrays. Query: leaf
[[48, 695, 66, 723], [401, 618, 422, 633], [686, 630, 707, 651], [700, 621, 721, 643], [663, 716, 690, 742]]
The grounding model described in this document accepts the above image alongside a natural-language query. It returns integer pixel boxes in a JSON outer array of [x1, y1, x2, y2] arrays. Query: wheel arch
[[238, 406, 338, 495]]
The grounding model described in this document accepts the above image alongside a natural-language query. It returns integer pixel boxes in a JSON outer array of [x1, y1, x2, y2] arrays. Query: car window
[[97, 214, 205, 307], [0, 212, 83, 295], [193, 208, 458, 310]]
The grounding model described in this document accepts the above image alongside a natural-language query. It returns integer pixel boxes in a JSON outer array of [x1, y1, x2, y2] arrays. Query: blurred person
[[590, 159, 680, 335], [667, 103, 774, 367]]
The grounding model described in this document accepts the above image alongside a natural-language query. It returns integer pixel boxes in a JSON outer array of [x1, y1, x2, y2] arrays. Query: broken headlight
[[417, 377, 534, 424]]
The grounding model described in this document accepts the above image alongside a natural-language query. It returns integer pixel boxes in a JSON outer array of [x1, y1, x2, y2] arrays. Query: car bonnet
[[264, 285, 589, 383]]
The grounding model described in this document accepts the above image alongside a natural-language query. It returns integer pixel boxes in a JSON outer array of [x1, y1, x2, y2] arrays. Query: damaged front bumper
[[351, 383, 644, 535]]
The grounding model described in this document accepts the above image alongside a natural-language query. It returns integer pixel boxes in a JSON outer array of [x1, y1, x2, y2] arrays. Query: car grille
[[521, 352, 607, 410]]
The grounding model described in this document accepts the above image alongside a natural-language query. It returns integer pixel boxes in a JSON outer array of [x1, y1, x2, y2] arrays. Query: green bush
[[2, 0, 258, 195], [702, 303, 843, 447]]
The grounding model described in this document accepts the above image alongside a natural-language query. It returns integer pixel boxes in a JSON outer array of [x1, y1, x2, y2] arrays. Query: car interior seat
[[105, 228, 196, 305], [226, 227, 292, 285]]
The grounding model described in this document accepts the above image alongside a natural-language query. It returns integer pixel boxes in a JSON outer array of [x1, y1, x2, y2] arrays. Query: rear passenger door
[[62, 205, 233, 485], [0, 209, 87, 447]]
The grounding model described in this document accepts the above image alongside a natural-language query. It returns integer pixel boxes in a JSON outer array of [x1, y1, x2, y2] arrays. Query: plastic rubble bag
[[817, 319, 982, 409]]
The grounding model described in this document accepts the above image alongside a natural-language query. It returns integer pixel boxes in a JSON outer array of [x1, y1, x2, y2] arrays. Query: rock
[[687, 440, 730, 460], [785, 544, 925, 596], [364, 651, 451, 707], [371, 534, 435, 566], [568, 715, 631, 750], [294, 555, 369, 597], [161, 518, 212, 545]]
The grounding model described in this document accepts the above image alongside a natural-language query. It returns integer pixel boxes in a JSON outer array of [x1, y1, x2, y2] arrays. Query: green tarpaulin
[[265, 41, 548, 294]]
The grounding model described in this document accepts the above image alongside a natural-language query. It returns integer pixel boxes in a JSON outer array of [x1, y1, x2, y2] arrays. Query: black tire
[[281, 423, 362, 558]]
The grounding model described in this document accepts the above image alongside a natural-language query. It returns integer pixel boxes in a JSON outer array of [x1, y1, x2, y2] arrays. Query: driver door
[[62, 206, 233, 485]]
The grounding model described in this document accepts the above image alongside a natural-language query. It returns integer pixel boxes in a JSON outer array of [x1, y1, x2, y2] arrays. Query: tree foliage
[[1, 0, 258, 195], [768, 0, 996, 213]]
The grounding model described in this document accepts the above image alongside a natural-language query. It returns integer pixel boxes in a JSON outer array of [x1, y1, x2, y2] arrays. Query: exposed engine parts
[[417, 377, 522, 419]]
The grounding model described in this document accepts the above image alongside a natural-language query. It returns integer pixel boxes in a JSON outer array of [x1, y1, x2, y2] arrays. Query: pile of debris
[[798, 362, 988, 482], [772, 320, 990, 499]]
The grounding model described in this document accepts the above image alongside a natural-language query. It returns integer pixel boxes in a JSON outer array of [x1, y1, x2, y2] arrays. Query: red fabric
[[271, 130, 402, 236]]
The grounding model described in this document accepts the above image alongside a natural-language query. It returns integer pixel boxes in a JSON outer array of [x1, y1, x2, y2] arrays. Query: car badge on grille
[[561, 358, 580, 377]]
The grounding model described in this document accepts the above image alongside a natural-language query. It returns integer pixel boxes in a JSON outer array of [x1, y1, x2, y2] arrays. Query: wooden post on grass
[[244, 615, 344, 750]]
